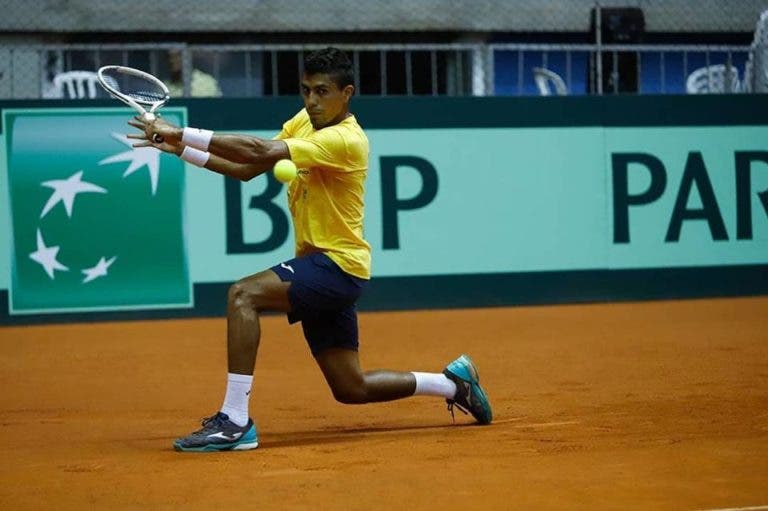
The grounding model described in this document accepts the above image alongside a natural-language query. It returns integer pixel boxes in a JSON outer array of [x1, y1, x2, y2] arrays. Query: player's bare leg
[[173, 269, 290, 452], [315, 348, 493, 424], [314, 348, 451, 404], [219, 269, 291, 424], [226, 269, 291, 375], [315, 348, 418, 403]]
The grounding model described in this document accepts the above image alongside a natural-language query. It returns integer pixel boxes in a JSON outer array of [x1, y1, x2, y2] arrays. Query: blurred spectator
[[167, 50, 222, 97]]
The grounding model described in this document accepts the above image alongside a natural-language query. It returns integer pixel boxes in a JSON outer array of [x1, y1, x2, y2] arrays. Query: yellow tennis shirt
[[275, 109, 371, 279]]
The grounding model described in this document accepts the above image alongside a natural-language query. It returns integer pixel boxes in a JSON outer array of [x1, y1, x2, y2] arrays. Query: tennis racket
[[97, 65, 170, 142]]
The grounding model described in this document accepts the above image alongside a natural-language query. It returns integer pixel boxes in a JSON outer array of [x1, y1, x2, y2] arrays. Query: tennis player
[[128, 47, 492, 452]]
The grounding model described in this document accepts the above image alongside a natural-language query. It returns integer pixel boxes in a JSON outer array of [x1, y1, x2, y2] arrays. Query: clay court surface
[[0, 296, 766, 510]]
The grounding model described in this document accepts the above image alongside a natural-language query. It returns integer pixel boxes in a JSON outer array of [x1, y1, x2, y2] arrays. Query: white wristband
[[181, 127, 214, 151], [180, 146, 210, 167]]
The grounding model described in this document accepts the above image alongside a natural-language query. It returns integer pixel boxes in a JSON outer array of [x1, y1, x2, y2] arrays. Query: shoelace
[[446, 399, 469, 422], [193, 413, 226, 434]]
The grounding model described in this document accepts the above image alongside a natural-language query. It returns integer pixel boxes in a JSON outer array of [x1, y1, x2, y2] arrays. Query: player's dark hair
[[303, 47, 354, 90]]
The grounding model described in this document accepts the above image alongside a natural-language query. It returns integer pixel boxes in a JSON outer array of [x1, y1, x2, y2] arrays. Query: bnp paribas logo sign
[[4, 108, 192, 314]]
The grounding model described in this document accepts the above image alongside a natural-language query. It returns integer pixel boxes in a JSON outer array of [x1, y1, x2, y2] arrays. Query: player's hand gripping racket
[[97, 65, 170, 143]]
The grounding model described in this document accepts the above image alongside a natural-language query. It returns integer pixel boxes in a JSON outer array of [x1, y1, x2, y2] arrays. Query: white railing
[[0, 42, 756, 100]]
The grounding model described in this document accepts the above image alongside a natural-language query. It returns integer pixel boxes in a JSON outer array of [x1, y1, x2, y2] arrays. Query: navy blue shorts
[[271, 252, 368, 356]]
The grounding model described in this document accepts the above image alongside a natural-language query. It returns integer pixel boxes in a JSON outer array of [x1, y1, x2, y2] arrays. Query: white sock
[[220, 372, 253, 427], [411, 372, 457, 399]]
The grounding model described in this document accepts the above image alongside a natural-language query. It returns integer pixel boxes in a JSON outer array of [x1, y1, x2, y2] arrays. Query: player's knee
[[330, 383, 368, 404], [227, 282, 248, 309], [227, 280, 267, 312]]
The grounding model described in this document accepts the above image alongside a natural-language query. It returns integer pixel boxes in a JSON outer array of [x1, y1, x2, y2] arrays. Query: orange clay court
[[0, 296, 766, 510]]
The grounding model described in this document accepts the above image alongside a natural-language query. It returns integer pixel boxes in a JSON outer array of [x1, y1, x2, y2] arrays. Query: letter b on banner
[[225, 174, 289, 253]]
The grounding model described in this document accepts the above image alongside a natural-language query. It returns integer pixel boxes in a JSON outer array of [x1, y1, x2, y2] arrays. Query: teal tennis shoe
[[174, 412, 259, 452], [443, 354, 493, 424]]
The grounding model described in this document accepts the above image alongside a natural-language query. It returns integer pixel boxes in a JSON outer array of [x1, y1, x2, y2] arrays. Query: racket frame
[[97, 65, 170, 141]]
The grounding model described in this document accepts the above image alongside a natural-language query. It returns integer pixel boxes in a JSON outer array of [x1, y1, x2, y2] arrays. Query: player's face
[[301, 73, 353, 129]]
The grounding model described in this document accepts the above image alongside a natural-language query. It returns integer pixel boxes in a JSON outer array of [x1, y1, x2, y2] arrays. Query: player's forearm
[[160, 123, 288, 166], [208, 134, 286, 166], [202, 152, 271, 181], [174, 145, 271, 181]]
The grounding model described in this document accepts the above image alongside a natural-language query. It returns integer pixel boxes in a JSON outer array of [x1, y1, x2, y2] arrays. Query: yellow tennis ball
[[273, 159, 297, 183]]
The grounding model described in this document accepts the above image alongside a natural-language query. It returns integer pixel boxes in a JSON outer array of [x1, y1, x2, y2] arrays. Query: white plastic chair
[[746, 8, 768, 93], [743, 59, 753, 93], [533, 67, 568, 96], [685, 65, 740, 94], [52, 70, 99, 99]]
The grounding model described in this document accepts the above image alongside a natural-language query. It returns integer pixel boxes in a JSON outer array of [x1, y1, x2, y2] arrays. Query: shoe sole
[[466, 382, 492, 424], [174, 440, 259, 452], [174, 424, 259, 452]]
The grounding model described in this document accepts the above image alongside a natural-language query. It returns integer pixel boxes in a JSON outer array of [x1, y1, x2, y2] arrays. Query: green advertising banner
[[1, 96, 766, 322], [210, 126, 767, 278], [364, 127, 608, 275], [605, 127, 768, 268], [3, 108, 191, 314]]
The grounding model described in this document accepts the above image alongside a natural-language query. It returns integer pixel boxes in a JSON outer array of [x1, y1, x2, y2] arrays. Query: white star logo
[[29, 229, 69, 279], [99, 132, 162, 195], [81, 256, 117, 283], [40, 170, 107, 218]]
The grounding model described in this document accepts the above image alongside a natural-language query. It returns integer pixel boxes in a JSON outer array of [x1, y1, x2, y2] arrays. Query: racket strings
[[130, 90, 167, 102], [101, 71, 167, 104]]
